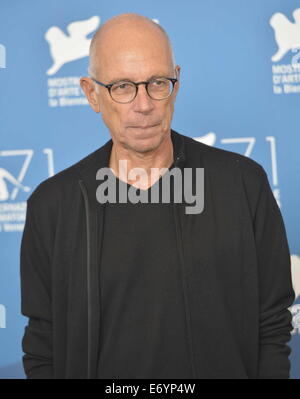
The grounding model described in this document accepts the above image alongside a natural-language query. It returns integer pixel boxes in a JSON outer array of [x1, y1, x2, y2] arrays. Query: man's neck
[[108, 134, 174, 190]]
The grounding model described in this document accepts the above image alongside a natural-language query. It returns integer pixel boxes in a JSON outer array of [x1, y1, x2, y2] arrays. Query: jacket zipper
[[172, 155, 197, 379], [78, 180, 93, 379]]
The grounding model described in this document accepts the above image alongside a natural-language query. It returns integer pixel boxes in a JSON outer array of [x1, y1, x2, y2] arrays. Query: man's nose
[[132, 84, 155, 113]]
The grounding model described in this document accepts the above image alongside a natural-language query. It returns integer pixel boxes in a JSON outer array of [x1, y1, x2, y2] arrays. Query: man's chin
[[124, 132, 165, 154]]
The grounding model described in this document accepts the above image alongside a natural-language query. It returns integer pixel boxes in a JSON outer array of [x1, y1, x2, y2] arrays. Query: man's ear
[[80, 77, 101, 113], [175, 65, 181, 83], [174, 65, 181, 97]]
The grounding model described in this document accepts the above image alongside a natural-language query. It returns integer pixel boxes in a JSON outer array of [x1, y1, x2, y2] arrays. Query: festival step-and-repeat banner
[[0, 0, 299, 378]]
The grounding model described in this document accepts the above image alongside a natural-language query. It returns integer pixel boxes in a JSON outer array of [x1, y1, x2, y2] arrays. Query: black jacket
[[20, 129, 295, 379]]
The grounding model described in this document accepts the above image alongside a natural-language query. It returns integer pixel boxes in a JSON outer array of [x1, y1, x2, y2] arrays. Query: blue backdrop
[[0, 0, 299, 378]]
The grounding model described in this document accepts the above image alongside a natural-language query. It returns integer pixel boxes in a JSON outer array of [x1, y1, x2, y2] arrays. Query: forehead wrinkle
[[104, 59, 174, 84]]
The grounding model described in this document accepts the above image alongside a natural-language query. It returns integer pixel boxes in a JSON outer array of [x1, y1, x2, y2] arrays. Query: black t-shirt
[[97, 166, 193, 379]]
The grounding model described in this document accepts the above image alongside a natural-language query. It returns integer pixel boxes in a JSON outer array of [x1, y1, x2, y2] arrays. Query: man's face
[[85, 26, 180, 154]]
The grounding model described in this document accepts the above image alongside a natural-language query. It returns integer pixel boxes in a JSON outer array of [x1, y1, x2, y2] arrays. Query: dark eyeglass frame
[[90, 76, 178, 103]]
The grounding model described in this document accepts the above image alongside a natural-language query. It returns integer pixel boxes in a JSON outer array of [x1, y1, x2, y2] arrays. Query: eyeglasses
[[90, 76, 178, 104]]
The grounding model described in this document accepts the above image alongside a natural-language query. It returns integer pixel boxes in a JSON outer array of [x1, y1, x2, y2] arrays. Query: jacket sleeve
[[252, 167, 295, 379], [20, 195, 54, 379]]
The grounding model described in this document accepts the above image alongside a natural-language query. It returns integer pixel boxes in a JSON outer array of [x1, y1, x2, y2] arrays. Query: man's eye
[[153, 79, 167, 86], [113, 83, 131, 91]]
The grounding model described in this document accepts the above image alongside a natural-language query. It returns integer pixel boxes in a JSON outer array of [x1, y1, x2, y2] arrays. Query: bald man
[[20, 13, 295, 379], [80, 13, 179, 186]]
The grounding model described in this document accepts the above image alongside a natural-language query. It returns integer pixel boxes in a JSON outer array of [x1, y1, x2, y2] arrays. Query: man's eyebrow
[[108, 74, 169, 84]]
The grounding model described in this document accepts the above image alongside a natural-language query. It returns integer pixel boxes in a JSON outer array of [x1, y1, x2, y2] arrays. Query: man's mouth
[[129, 123, 159, 129]]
